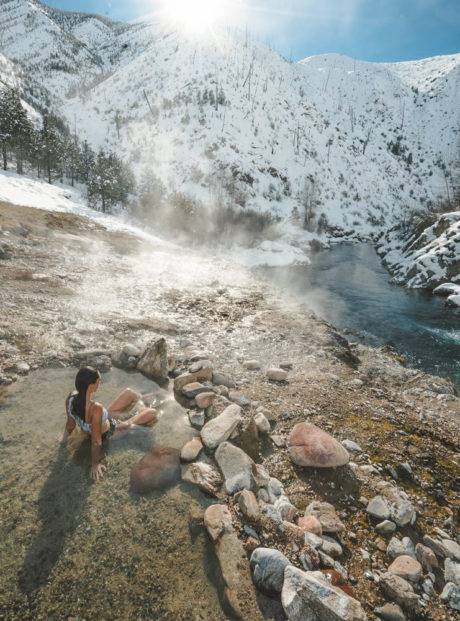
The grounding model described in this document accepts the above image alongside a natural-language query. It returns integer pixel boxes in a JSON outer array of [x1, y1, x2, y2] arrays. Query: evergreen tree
[[41, 114, 64, 184], [88, 150, 134, 213], [0, 88, 33, 173], [77, 140, 96, 184]]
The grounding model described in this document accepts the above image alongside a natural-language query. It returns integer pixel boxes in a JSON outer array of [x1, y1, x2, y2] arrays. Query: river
[[263, 243, 460, 389]]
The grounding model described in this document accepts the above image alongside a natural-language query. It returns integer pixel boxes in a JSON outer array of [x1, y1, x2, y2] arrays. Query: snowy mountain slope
[[0, 0, 458, 244]]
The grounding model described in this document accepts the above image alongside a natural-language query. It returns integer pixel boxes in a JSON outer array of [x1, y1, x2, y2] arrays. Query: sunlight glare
[[161, 0, 229, 35]]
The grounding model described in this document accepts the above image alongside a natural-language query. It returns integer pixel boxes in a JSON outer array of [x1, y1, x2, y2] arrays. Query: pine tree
[[0, 88, 33, 173], [77, 140, 96, 184], [41, 114, 64, 184], [88, 150, 134, 213]]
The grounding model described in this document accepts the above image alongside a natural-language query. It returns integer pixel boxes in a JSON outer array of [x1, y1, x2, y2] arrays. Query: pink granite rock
[[298, 515, 323, 536], [287, 423, 350, 468], [388, 555, 423, 583]]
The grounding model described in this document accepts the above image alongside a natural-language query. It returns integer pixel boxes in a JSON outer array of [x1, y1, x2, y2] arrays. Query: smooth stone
[[440, 582, 460, 611], [137, 337, 168, 380], [182, 382, 208, 399], [387, 537, 415, 560], [304, 501, 345, 534], [297, 516, 323, 536], [321, 535, 343, 558], [374, 602, 406, 621], [445, 558, 460, 586], [228, 390, 251, 407], [237, 489, 260, 521], [442, 539, 460, 562], [254, 412, 271, 434], [274, 496, 297, 522], [195, 391, 216, 409], [201, 404, 242, 449], [204, 505, 264, 620], [189, 359, 213, 377], [181, 461, 222, 496], [215, 441, 257, 494], [266, 368, 288, 381], [189, 410, 205, 428], [250, 547, 291, 593], [287, 423, 350, 468], [341, 439, 362, 453], [281, 566, 368, 621], [304, 532, 324, 550], [174, 372, 199, 392], [387, 555, 422, 583], [15, 361, 30, 374], [376, 520, 397, 535], [379, 572, 419, 613], [422, 535, 448, 558], [212, 371, 235, 389], [367, 496, 391, 521], [180, 437, 203, 462], [415, 543, 438, 571], [243, 360, 261, 370], [130, 447, 180, 493]]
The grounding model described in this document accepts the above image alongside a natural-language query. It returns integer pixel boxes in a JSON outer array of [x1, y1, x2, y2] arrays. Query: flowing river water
[[262, 243, 460, 390]]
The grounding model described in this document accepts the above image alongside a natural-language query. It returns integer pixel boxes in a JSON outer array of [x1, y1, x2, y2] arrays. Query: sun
[[160, 0, 230, 35]]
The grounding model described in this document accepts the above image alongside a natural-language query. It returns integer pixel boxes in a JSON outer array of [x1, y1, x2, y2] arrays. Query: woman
[[62, 366, 158, 482]]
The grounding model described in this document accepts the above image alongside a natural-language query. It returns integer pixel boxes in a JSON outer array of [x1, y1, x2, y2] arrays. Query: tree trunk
[[2, 144, 7, 171]]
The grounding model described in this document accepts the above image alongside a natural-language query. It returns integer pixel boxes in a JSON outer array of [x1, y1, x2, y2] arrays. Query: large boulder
[[130, 447, 180, 493], [201, 404, 242, 449], [182, 461, 222, 496], [137, 337, 168, 380], [250, 548, 291, 593], [281, 566, 368, 621], [287, 423, 350, 468], [204, 505, 264, 620], [215, 442, 258, 494]]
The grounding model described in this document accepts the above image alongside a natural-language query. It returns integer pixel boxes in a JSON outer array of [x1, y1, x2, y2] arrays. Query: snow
[[433, 283, 460, 297], [446, 294, 460, 308]]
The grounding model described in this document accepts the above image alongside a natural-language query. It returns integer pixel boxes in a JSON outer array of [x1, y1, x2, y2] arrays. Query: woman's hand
[[91, 463, 107, 482]]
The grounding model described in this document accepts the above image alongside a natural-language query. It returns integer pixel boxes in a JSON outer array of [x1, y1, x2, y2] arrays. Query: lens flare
[[161, 0, 229, 35]]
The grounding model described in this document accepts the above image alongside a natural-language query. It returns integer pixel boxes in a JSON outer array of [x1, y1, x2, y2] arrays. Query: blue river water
[[264, 243, 460, 389]]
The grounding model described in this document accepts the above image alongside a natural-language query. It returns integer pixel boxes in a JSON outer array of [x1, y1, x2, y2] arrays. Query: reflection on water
[[263, 243, 460, 388], [0, 368, 227, 620]]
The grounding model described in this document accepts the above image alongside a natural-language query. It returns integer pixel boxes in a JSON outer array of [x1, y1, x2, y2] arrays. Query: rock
[[440, 582, 460, 611], [274, 496, 297, 522], [212, 371, 235, 389], [445, 558, 460, 586], [189, 359, 213, 380], [297, 516, 323, 536], [15, 361, 30, 374], [174, 372, 199, 392], [215, 442, 257, 494], [181, 461, 222, 496], [189, 410, 205, 428], [201, 404, 242, 449], [113, 343, 141, 369], [378, 484, 415, 527], [260, 504, 283, 526], [304, 501, 345, 534], [320, 569, 355, 597], [0, 241, 12, 259], [182, 382, 208, 399], [287, 423, 350, 468], [379, 572, 419, 613], [387, 537, 415, 560], [266, 368, 288, 381], [180, 437, 203, 462], [228, 390, 251, 407], [415, 543, 438, 571], [237, 489, 260, 521], [279, 362, 293, 370], [281, 566, 368, 621], [422, 577, 435, 596], [243, 360, 261, 370], [341, 440, 362, 453], [267, 477, 284, 500], [137, 337, 168, 380], [387, 555, 422, 583], [195, 392, 216, 409], [321, 536, 343, 559], [270, 434, 285, 447], [304, 532, 324, 550], [374, 602, 406, 621], [130, 447, 180, 493], [204, 505, 264, 620], [86, 354, 112, 373], [250, 548, 291, 593], [254, 412, 270, 434], [376, 520, 396, 535], [422, 535, 448, 558], [367, 496, 391, 521], [442, 539, 460, 562]]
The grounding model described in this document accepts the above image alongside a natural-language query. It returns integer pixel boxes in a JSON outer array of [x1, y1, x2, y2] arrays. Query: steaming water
[[264, 243, 460, 389], [0, 368, 228, 619]]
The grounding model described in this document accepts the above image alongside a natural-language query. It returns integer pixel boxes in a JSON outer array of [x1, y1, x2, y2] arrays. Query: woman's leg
[[124, 407, 158, 427], [108, 388, 141, 414]]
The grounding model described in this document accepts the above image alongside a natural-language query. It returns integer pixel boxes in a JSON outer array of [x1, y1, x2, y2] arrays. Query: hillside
[[0, 0, 458, 278]]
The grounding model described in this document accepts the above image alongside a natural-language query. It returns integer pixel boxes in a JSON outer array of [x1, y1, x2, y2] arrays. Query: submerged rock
[[201, 404, 242, 449], [250, 547, 291, 593], [287, 423, 350, 468], [181, 461, 222, 496], [281, 566, 368, 621], [130, 447, 180, 494], [180, 437, 203, 462]]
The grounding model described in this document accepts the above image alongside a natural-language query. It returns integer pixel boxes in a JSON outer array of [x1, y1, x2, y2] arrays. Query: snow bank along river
[[263, 243, 460, 390]]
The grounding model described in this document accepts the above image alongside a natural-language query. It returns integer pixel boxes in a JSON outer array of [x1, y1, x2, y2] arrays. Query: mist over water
[[262, 243, 460, 388]]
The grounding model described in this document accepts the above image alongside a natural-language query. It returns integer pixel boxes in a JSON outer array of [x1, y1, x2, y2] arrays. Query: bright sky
[[46, 0, 460, 62]]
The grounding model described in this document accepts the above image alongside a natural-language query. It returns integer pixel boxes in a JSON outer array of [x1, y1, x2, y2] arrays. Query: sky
[[45, 0, 460, 63]]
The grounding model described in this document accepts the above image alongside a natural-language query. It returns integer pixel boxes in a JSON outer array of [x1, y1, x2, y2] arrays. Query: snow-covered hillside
[[0, 0, 458, 278]]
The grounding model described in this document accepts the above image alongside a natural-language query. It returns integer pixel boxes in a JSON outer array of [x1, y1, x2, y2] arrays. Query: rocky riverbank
[[0, 200, 459, 620]]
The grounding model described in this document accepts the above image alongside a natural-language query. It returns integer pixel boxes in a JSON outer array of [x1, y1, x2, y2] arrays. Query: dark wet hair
[[69, 366, 100, 422]]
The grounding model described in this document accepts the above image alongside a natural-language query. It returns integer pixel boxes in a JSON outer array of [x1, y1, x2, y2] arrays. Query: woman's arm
[[90, 404, 107, 482], [60, 396, 76, 443]]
